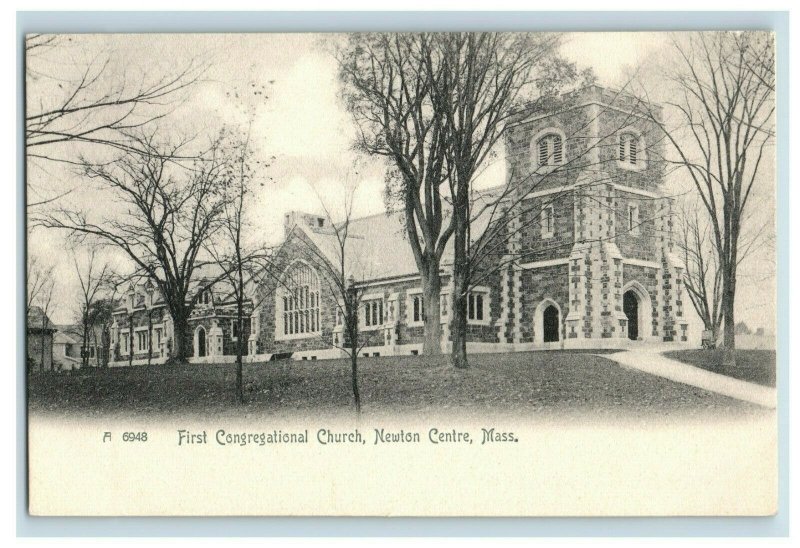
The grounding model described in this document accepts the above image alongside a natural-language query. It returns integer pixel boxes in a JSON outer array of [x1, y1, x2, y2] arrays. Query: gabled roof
[[27, 306, 55, 332], [53, 331, 78, 345], [290, 184, 506, 283]]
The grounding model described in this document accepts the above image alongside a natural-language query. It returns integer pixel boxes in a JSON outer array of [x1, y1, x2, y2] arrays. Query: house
[[52, 328, 81, 371], [109, 273, 253, 366], [108, 85, 690, 365], [52, 324, 107, 370], [27, 306, 56, 372]]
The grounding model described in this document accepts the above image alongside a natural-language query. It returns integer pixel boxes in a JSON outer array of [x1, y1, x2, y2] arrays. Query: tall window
[[468, 292, 485, 322], [136, 330, 148, 352], [231, 320, 239, 340], [412, 295, 425, 323], [279, 263, 321, 337], [363, 299, 384, 327], [619, 133, 639, 165], [537, 134, 563, 166], [121, 333, 129, 355], [199, 289, 213, 306], [541, 204, 555, 239]]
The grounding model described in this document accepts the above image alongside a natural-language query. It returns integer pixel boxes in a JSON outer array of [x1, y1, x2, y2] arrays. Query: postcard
[[25, 30, 777, 516]]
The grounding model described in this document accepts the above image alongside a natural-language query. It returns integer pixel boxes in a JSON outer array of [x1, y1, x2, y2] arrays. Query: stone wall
[[518, 263, 570, 343], [622, 263, 660, 339]]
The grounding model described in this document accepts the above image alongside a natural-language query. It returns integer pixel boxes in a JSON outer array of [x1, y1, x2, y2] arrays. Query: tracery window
[[278, 262, 321, 337]]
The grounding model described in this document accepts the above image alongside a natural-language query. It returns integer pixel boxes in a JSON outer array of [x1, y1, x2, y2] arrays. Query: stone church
[[108, 85, 689, 365]]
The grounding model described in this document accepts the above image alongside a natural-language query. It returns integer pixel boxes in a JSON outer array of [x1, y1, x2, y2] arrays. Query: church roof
[[291, 184, 506, 284]]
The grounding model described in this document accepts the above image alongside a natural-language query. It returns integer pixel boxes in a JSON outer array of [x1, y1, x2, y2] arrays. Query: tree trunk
[[235, 300, 244, 404], [722, 267, 737, 366], [82, 318, 89, 369], [350, 348, 361, 416], [147, 310, 153, 367], [172, 310, 189, 363], [41, 317, 47, 371], [128, 315, 134, 368], [422, 266, 442, 355], [450, 210, 470, 369]]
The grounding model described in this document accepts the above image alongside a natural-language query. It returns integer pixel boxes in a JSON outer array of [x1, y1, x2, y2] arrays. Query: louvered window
[[619, 133, 639, 165], [537, 134, 563, 166]]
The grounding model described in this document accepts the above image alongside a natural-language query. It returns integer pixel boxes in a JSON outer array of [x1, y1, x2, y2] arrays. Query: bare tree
[[337, 33, 453, 356], [27, 255, 55, 311], [430, 32, 576, 368], [73, 245, 111, 368], [27, 255, 57, 372], [37, 131, 235, 363], [204, 128, 272, 403], [647, 31, 775, 364], [676, 202, 723, 345], [285, 182, 374, 416]]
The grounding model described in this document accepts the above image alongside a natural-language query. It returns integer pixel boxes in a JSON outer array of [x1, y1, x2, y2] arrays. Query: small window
[[541, 205, 555, 239], [440, 296, 448, 317], [537, 134, 563, 167], [628, 204, 640, 235]]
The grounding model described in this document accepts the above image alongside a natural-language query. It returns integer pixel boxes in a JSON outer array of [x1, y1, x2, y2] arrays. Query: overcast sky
[[26, 32, 775, 334]]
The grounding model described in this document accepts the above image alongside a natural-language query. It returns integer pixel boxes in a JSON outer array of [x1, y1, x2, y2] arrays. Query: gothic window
[[537, 133, 563, 167], [278, 262, 321, 338], [120, 332, 129, 355]]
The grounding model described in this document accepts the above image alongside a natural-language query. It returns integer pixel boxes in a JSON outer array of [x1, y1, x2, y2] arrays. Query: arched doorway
[[621, 281, 653, 342], [534, 298, 562, 346], [195, 326, 207, 357], [623, 290, 639, 340], [543, 305, 560, 342]]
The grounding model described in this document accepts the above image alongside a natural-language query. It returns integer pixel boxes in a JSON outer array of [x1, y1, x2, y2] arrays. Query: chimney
[[284, 211, 327, 237]]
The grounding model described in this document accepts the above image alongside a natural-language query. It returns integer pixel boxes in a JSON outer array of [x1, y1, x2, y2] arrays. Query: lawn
[[28, 351, 766, 421], [663, 349, 777, 388]]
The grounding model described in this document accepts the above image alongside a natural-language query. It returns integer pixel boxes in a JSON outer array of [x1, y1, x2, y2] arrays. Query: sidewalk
[[603, 345, 777, 409]]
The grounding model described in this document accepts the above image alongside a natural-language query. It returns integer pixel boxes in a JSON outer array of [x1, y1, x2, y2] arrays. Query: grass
[[663, 349, 776, 388], [28, 351, 766, 422]]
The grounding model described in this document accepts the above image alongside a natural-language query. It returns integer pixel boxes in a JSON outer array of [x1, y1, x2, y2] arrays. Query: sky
[[26, 32, 776, 335]]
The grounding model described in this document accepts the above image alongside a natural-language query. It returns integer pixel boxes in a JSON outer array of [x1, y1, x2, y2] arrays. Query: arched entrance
[[534, 298, 562, 346], [621, 281, 653, 342], [195, 326, 207, 357], [623, 291, 639, 340], [543, 305, 560, 342]]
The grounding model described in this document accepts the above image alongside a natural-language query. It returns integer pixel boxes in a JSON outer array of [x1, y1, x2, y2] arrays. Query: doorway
[[623, 290, 639, 340], [543, 305, 560, 343], [196, 326, 206, 357]]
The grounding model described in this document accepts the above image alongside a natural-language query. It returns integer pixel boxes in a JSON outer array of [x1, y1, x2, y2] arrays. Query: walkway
[[603, 345, 777, 409]]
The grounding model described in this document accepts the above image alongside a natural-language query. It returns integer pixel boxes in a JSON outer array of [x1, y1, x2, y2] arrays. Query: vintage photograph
[[25, 31, 778, 516]]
